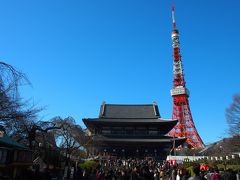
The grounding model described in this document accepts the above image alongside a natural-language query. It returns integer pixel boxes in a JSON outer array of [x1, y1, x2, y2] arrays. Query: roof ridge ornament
[[153, 102, 160, 117], [100, 101, 106, 117]]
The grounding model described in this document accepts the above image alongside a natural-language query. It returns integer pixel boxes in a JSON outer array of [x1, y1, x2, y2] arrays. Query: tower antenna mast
[[172, 1, 176, 30]]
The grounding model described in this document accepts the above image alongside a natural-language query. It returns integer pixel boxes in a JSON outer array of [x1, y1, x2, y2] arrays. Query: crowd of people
[[7, 157, 240, 179], [78, 158, 240, 180]]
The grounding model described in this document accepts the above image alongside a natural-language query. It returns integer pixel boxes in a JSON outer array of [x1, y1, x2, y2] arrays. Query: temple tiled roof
[[83, 118, 178, 135], [99, 103, 160, 119], [0, 133, 28, 149]]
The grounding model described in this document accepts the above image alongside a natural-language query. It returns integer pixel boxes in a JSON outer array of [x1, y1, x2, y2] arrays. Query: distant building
[[0, 126, 32, 179], [83, 102, 186, 160]]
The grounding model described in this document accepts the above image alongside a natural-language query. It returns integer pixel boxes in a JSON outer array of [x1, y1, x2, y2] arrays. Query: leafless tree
[[12, 118, 60, 149], [0, 61, 60, 150], [53, 117, 87, 165], [200, 94, 240, 156], [0, 62, 86, 166], [226, 94, 240, 136], [0, 61, 39, 127]]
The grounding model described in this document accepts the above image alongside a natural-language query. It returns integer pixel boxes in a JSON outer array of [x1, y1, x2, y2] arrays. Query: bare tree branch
[[226, 94, 240, 136]]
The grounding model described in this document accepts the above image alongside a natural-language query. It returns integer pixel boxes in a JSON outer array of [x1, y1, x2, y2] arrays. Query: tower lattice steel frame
[[168, 3, 204, 148]]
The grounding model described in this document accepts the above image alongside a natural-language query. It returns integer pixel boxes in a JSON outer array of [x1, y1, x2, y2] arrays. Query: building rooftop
[[83, 102, 178, 134], [0, 133, 28, 149], [99, 103, 160, 119]]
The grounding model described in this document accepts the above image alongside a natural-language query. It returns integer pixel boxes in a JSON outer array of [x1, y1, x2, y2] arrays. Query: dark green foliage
[[79, 160, 98, 169]]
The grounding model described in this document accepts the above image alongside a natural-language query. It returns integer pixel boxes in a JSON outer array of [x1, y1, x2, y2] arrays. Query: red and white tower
[[169, 3, 204, 148]]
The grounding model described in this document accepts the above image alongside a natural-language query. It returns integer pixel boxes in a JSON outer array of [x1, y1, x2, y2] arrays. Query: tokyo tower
[[168, 3, 204, 148]]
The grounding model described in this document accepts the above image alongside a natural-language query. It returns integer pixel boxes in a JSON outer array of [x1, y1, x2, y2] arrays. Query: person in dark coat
[[188, 163, 202, 180]]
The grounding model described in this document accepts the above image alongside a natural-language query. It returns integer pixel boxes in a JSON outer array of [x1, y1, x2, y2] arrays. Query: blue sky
[[0, 0, 239, 144]]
